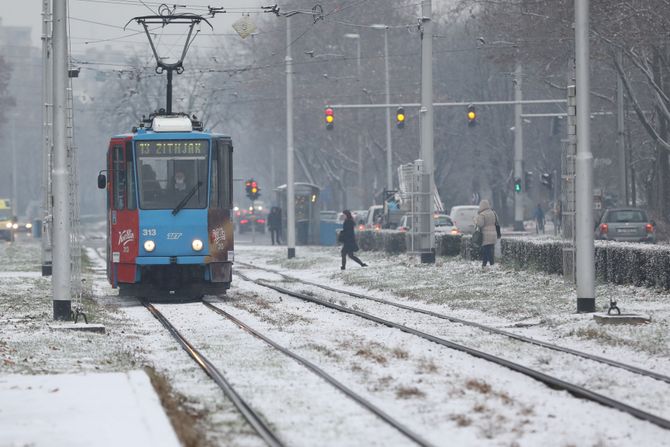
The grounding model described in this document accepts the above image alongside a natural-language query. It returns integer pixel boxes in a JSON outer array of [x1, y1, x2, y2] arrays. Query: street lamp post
[[281, 8, 321, 258], [344, 33, 364, 208], [285, 16, 296, 258], [371, 24, 393, 192]]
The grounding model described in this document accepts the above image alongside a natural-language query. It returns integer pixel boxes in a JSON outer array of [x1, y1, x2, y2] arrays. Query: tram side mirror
[[97, 173, 107, 189]]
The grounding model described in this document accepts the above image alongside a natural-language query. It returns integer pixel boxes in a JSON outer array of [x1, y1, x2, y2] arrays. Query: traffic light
[[246, 178, 261, 201], [325, 107, 334, 130], [467, 104, 477, 127], [524, 170, 533, 191], [514, 177, 522, 193], [541, 172, 553, 189], [396, 107, 405, 128]]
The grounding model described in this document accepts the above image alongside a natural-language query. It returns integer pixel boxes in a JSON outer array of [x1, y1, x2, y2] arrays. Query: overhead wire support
[[124, 9, 213, 114]]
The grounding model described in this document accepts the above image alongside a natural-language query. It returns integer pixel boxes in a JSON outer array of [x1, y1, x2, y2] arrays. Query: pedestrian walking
[[339, 210, 367, 270], [475, 199, 499, 268], [533, 203, 545, 234], [553, 200, 563, 236], [268, 206, 283, 245]]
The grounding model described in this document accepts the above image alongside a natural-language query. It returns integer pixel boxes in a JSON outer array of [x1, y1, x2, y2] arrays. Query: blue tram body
[[100, 114, 234, 300]]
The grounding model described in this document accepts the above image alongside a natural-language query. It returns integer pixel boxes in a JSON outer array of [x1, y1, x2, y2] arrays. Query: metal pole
[[419, 0, 435, 263], [167, 68, 173, 114], [52, 0, 71, 320], [575, 0, 596, 312], [11, 121, 17, 217], [616, 50, 627, 206], [514, 63, 525, 231], [356, 38, 363, 208], [41, 0, 53, 275], [286, 17, 296, 258], [383, 26, 392, 190]]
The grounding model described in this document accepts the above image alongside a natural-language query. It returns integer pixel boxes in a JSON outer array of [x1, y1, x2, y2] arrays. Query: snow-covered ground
[[1, 235, 670, 446]]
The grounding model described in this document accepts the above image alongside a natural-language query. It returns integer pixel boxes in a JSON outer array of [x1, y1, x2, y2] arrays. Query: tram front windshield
[[136, 140, 209, 210]]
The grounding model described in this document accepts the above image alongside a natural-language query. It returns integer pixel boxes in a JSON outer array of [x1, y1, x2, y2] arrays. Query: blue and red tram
[[98, 114, 234, 300]]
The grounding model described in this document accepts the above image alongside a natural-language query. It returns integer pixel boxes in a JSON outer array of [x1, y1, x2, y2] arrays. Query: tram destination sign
[[137, 140, 208, 157]]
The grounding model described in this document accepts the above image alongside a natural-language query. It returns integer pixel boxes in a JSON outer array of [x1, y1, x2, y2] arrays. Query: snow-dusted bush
[[501, 238, 564, 274], [460, 235, 481, 260], [502, 237, 670, 290], [383, 231, 406, 254], [356, 230, 377, 251], [435, 234, 461, 256]]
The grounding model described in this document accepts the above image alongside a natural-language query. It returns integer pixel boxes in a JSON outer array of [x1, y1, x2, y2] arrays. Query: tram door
[[107, 139, 139, 286]]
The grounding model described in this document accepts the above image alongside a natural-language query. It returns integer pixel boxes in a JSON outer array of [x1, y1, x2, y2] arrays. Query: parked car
[[595, 208, 656, 243], [398, 214, 460, 234], [449, 205, 479, 234]]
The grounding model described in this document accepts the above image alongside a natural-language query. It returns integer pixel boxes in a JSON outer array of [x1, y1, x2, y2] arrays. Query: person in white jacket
[[475, 199, 498, 267]]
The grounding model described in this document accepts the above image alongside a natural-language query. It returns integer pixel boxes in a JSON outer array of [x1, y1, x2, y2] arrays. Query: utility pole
[[513, 63, 525, 231], [575, 0, 596, 312], [286, 16, 296, 259], [345, 33, 363, 208], [372, 24, 393, 191], [52, 0, 71, 320], [41, 0, 53, 276], [419, 0, 435, 263], [616, 49, 627, 206]]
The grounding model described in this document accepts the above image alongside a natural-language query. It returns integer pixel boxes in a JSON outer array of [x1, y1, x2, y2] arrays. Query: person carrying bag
[[474, 199, 498, 268]]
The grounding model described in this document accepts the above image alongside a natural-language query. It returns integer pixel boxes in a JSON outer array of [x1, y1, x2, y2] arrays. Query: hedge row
[[501, 237, 670, 290], [355, 230, 466, 257]]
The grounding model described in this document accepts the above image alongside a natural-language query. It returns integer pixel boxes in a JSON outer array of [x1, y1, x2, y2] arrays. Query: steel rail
[[235, 272, 670, 431], [143, 302, 285, 447], [236, 262, 670, 385], [203, 301, 434, 447]]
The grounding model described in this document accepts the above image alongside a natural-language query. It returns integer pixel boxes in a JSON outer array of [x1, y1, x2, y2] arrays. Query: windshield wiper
[[172, 181, 203, 216]]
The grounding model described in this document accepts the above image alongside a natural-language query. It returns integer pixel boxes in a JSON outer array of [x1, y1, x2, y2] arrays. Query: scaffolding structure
[[562, 85, 577, 284], [66, 74, 82, 300], [398, 160, 431, 255]]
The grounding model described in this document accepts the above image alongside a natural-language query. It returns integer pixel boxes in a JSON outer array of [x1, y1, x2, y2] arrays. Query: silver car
[[595, 208, 656, 243]]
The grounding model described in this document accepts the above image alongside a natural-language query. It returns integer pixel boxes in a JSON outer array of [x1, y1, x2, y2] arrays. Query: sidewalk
[[0, 370, 180, 447]]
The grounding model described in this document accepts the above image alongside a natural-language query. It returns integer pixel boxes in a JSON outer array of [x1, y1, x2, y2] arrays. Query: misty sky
[[0, 0, 269, 51]]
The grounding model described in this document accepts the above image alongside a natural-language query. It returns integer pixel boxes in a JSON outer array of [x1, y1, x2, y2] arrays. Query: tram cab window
[[136, 140, 209, 210]]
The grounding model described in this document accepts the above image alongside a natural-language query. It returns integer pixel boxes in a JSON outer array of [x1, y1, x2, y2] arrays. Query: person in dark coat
[[533, 203, 545, 234], [268, 207, 283, 245], [340, 210, 367, 270], [475, 199, 498, 268]]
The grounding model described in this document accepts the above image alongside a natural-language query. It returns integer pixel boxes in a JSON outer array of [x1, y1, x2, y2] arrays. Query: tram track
[[234, 267, 670, 431], [145, 296, 434, 446], [142, 301, 285, 447], [202, 300, 434, 447], [236, 261, 670, 385]]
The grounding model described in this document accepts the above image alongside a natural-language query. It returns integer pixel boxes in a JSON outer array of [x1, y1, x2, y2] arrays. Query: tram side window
[[218, 140, 232, 208], [125, 142, 137, 210], [210, 141, 219, 208], [112, 145, 125, 209], [210, 139, 230, 209]]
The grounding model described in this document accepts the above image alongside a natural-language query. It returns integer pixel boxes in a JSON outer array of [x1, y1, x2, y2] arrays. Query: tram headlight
[[25, 223, 33, 229], [5, 222, 11, 229], [11, 223, 18, 230], [144, 240, 156, 252], [192, 239, 203, 251]]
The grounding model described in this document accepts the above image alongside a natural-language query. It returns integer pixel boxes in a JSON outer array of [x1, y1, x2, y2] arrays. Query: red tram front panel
[[107, 138, 139, 286]]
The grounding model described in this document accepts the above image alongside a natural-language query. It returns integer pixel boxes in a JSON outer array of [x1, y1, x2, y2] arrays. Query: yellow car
[[0, 198, 16, 242]]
